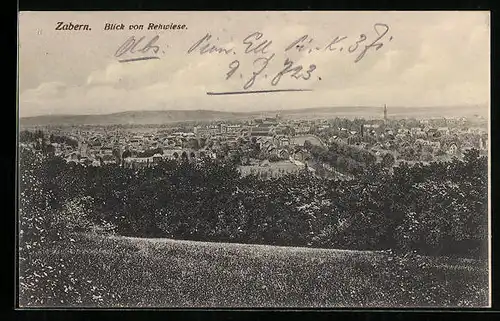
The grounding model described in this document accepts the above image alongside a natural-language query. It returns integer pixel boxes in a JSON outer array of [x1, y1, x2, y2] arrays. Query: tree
[[187, 138, 200, 150], [303, 140, 313, 150], [112, 148, 121, 162], [199, 137, 207, 149], [282, 126, 295, 136], [420, 152, 433, 162], [230, 149, 242, 165], [381, 153, 396, 168], [122, 150, 132, 159], [269, 154, 280, 162]]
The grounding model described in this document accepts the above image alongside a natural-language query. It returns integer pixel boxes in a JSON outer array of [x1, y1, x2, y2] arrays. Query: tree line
[[304, 140, 383, 176], [19, 141, 488, 259]]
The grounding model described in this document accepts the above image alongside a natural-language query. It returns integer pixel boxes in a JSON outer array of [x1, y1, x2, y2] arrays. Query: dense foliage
[[19, 144, 488, 260], [304, 140, 377, 175], [49, 134, 79, 148], [135, 147, 164, 158], [19, 129, 45, 143], [19, 149, 121, 306]]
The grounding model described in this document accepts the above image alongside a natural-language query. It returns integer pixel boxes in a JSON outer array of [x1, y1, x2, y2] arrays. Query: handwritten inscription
[[187, 34, 234, 55], [283, 23, 392, 63], [115, 36, 161, 62], [243, 32, 273, 54], [225, 55, 317, 90], [186, 24, 393, 90], [113, 23, 393, 90], [272, 59, 316, 85]]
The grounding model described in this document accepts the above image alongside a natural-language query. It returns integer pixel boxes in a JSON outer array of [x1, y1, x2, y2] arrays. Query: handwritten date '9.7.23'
[[226, 55, 317, 90]]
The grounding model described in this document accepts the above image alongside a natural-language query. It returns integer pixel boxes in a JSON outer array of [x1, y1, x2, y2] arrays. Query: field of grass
[[20, 233, 489, 308]]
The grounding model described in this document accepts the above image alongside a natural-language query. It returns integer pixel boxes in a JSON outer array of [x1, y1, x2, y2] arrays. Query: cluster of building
[[324, 121, 488, 158], [22, 106, 489, 169], [39, 114, 319, 168]]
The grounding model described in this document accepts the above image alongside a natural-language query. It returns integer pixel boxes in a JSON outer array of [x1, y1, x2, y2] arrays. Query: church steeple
[[383, 104, 387, 122]]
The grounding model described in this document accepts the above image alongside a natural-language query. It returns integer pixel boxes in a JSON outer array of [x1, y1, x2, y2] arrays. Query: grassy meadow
[[20, 233, 489, 308]]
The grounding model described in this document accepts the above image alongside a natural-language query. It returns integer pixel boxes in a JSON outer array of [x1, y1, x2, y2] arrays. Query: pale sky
[[18, 11, 490, 117]]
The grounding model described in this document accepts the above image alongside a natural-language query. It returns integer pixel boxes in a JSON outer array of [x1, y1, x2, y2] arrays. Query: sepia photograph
[[17, 11, 490, 308]]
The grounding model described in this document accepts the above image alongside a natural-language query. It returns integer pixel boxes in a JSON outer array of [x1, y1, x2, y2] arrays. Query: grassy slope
[[29, 233, 489, 308]]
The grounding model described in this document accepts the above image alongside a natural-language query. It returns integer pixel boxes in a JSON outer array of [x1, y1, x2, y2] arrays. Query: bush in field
[[55, 196, 117, 235], [55, 196, 94, 233], [19, 147, 120, 306], [19, 147, 58, 250]]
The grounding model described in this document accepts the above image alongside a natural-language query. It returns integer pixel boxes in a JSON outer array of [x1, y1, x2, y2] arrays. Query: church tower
[[383, 104, 388, 122]]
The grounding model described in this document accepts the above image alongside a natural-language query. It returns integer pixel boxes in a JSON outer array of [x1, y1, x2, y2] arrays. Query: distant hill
[[276, 105, 489, 120], [20, 105, 488, 126], [19, 110, 257, 126]]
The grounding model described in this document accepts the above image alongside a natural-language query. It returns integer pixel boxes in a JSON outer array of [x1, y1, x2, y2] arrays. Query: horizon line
[[19, 103, 488, 119]]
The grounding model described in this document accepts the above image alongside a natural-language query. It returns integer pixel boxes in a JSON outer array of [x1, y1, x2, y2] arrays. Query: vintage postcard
[[17, 11, 490, 308]]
